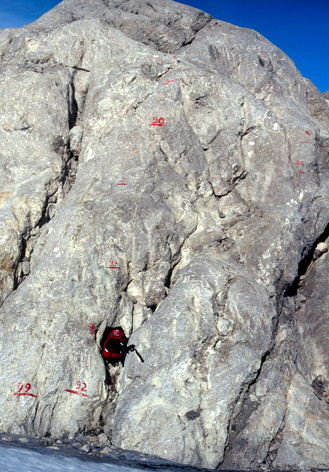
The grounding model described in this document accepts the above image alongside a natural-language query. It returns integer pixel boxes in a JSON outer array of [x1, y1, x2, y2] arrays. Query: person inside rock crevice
[[100, 326, 144, 366]]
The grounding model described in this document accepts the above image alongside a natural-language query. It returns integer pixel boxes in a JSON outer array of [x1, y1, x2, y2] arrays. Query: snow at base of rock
[[0, 446, 142, 472]]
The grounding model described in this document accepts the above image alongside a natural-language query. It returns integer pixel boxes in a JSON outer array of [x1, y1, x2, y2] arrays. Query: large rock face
[[1, 0, 329, 469]]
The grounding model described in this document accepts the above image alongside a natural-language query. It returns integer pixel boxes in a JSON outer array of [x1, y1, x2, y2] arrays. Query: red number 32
[[76, 381, 87, 392]]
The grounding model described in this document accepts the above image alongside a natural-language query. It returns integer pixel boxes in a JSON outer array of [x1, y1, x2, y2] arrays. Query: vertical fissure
[[12, 76, 84, 294], [284, 221, 329, 297]]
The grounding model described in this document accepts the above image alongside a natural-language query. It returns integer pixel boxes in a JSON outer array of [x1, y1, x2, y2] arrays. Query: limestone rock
[[0, 0, 329, 470], [324, 90, 329, 105]]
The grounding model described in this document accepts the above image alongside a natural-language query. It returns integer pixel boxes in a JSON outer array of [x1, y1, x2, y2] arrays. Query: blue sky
[[0, 0, 327, 93]]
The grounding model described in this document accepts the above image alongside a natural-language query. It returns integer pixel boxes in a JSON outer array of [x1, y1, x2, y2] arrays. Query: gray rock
[[80, 444, 91, 453], [39, 437, 50, 445], [0, 0, 329, 470], [98, 433, 110, 447], [100, 446, 114, 454]]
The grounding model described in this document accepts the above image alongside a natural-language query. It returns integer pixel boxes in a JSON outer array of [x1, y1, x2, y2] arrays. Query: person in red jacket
[[101, 327, 144, 365]]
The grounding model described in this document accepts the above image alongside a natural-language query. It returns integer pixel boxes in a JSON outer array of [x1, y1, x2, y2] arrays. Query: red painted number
[[75, 381, 87, 392], [15, 383, 24, 394], [150, 117, 165, 126], [65, 381, 88, 397], [107, 260, 120, 269], [89, 323, 96, 335], [117, 177, 127, 186], [14, 382, 37, 398], [267, 80, 280, 96], [297, 159, 306, 173]]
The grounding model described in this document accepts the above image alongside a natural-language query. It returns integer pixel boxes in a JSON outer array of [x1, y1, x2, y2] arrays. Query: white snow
[[0, 446, 142, 472]]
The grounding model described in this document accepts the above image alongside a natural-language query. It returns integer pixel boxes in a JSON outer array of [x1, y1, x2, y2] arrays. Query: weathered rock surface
[[324, 90, 329, 106], [0, 0, 329, 470]]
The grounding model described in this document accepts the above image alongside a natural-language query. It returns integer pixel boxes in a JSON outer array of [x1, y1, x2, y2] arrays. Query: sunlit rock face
[[0, 0, 329, 469], [324, 90, 329, 106]]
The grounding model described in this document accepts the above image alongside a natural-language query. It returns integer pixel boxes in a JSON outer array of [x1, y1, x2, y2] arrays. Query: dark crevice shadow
[[284, 221, 329, 297]]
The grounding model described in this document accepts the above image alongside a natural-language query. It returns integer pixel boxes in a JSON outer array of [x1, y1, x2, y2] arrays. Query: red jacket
[[102, 327, 128, 363]]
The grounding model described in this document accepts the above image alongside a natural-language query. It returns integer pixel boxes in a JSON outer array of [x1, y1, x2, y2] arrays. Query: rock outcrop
[[0, 0, 329, 469], [324, 90, 329, 105]]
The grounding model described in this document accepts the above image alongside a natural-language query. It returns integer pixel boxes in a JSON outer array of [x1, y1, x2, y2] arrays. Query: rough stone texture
[[0, 0, 329, 470], [219, 246, 329, 470], [324, 91, 329, 109]]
